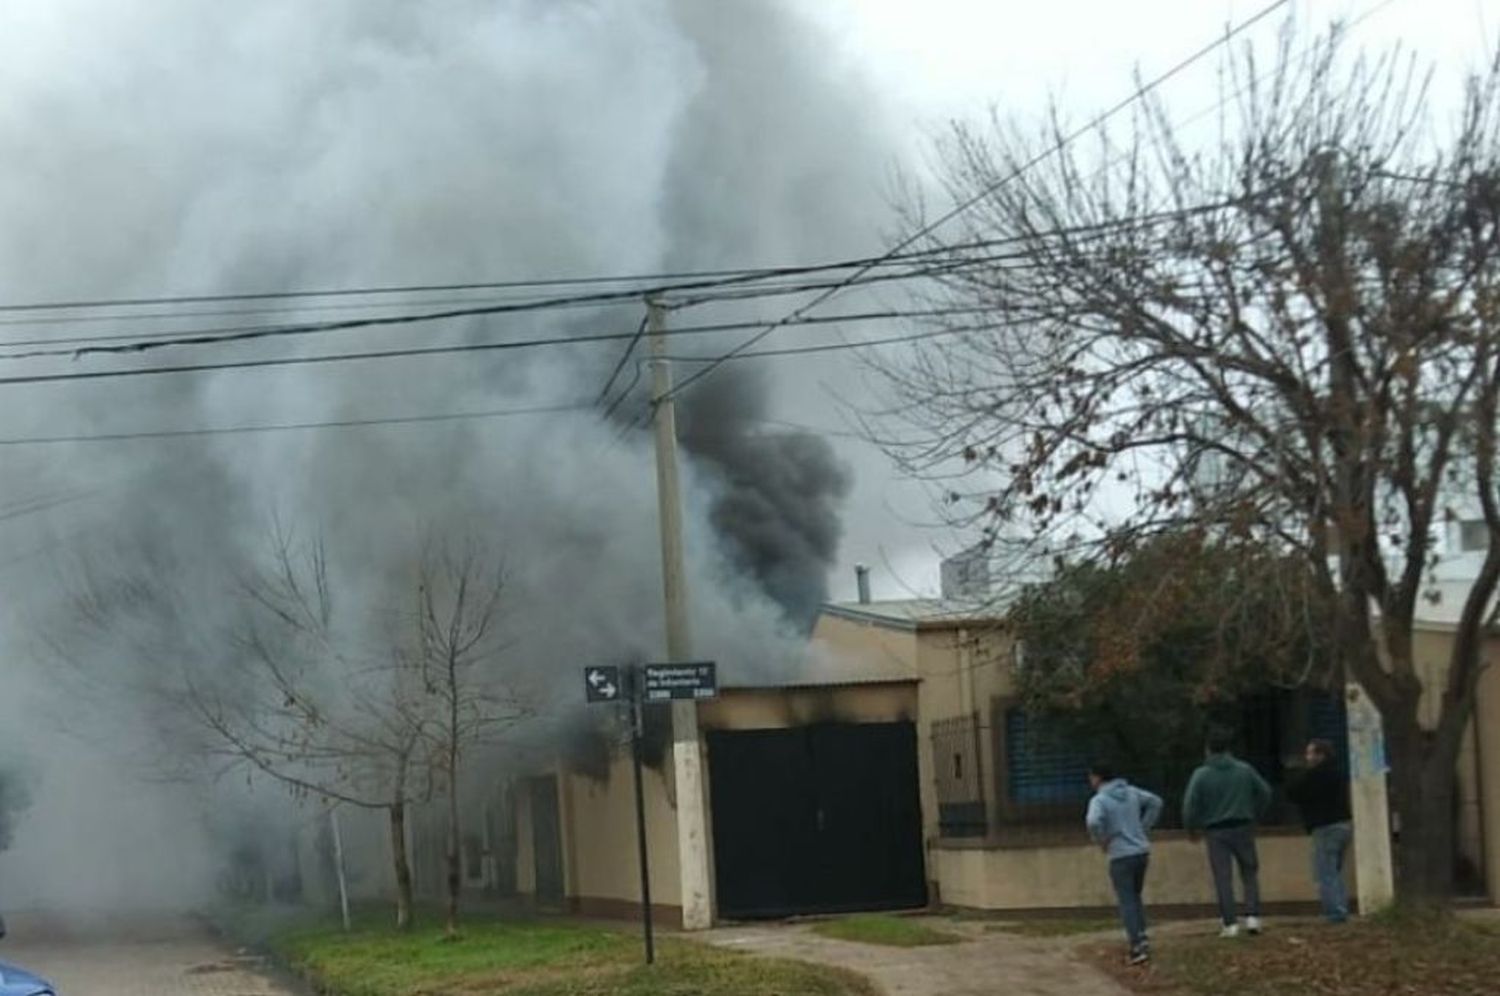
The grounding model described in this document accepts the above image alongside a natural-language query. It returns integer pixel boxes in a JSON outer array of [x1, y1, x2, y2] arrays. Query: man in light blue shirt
[[1086, 761, 1164, 965]]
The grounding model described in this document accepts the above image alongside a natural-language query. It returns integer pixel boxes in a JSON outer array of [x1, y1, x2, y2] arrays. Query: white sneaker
[[1219, 923, 1241, 939], [1246, 916, 1263, 935]]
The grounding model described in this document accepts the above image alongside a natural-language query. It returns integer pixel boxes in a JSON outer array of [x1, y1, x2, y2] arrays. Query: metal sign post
[[582, 663, 655, 963], [584, 659, 718, 962], [626, 665, 655, 965]]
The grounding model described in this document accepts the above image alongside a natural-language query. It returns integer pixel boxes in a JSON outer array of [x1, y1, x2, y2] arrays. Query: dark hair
[[1206, 727, 1235, 754], [1088, 760, 1119, 782], [1307, 738, 1337, 763]]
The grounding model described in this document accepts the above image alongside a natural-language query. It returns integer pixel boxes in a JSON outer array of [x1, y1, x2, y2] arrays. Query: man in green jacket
[[1183, 727, 1273, 938]]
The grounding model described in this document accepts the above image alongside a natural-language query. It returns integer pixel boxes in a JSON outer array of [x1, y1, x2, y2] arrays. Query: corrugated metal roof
[[819, 596, 1013, 631]]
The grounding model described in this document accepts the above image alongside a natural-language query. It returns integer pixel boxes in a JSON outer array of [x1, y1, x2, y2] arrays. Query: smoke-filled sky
[[0, 0, 1488, 913], [0, 0, 917, 914]]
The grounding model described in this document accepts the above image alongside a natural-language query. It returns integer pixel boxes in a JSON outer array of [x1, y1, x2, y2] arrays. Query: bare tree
[[205, 533, 429, 929], [58, 529, 429, 929], [872, 24, 1500, 900], [404, 542, 530, 938], [56, 527, 532, 930]]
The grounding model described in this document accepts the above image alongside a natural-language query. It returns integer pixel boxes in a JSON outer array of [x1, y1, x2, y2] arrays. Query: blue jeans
[[1312, 821, 1352, 922], [1108, 853, 1150, 950]]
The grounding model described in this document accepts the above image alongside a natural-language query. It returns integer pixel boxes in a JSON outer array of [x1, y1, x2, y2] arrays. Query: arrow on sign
[[584, 665, 621, 703]]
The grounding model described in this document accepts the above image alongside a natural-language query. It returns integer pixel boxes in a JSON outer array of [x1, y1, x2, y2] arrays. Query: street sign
[[584, 665, 622, 703], [643, 661, 718, 703], [578, 658, 716, 963]]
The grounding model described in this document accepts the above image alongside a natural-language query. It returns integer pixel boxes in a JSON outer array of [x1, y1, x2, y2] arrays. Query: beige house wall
[[912, 625, 1014, 717], [556, 755, 683, 920], [810, 613, 920, 680], [1409, 626, 1500, 900], [698, 682, 917, 731], [932, 831, 1336, 910], [1478, 635, 1500, 901]]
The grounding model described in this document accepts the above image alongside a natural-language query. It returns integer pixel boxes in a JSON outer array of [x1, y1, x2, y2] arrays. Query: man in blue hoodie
[[1086, 761, 1164, 965]]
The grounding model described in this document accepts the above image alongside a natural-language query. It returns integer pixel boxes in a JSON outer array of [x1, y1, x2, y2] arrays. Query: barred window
[[1002, 708, 1091, 807], [931, 714, 987, 837]]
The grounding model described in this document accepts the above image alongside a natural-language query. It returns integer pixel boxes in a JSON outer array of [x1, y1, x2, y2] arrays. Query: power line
[[0, 222, 1182, 358], [595, 315, 648, 407], [0, 323, 1022, 447], [0, 291, 560, 328], [663, 322, 997, 361], [0, 402, 592, 447], [0, 306, 998, 386], [0, 210, 1242, 358], [658, 0, 1294, 402], [0, 262, 845, 315], [0, 396, 894, 450], [0, 238, 1055, 318], [601, 356, 648, 423], [0, 262, 1018, 358], [664, 206, 1269, 310]]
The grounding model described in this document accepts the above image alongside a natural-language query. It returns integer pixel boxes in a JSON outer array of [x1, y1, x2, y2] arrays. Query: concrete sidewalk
[[704, 919, 1131, 996]]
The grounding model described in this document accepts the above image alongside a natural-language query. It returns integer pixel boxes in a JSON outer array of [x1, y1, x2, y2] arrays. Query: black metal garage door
[[707, 722, 927, 919]]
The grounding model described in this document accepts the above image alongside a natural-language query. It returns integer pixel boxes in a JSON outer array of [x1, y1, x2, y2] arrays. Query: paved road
[[1, 918, 289, 996]]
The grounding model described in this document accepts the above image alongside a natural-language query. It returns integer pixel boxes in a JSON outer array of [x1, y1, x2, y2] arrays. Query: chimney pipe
[[855, 564, 871, 604]]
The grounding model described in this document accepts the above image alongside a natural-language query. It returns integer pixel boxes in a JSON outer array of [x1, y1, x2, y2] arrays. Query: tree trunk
[[445, 760, 461, 937], [389, 800, 414, 931], [445, 646, 463, 937], [1386, 721, 1459, 905]]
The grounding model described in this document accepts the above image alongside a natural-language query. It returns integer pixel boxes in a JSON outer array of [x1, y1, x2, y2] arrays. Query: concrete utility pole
[[647, 297, 714, 930], [1346, 679, 1396, 913]]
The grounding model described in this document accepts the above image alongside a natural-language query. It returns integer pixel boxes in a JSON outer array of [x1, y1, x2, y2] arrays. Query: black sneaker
[[1128, 947, 1151, 966]]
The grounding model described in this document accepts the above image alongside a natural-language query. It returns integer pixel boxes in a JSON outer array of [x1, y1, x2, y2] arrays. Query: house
[[446, 546, 1500, 923], [810, 579, 1344, 913]]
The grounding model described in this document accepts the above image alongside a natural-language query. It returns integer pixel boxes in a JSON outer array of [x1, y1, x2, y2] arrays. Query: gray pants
[[1205, 825, 1261, 926]]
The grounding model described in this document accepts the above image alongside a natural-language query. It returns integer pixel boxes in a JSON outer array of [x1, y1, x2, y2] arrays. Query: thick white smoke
[[0, 0, 899, 913]]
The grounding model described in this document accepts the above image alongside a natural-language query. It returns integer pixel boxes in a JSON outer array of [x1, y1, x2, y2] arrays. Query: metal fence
[[988, 690, 1349, 834], [931, 713, 988, 837]]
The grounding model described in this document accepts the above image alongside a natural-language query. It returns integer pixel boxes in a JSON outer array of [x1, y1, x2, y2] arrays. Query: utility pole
[[1346, 679, 1395, 914], [647, 297, 714, 931]]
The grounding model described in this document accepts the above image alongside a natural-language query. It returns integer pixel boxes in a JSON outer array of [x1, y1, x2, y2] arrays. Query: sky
[[796, 0, 1499, 600]]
